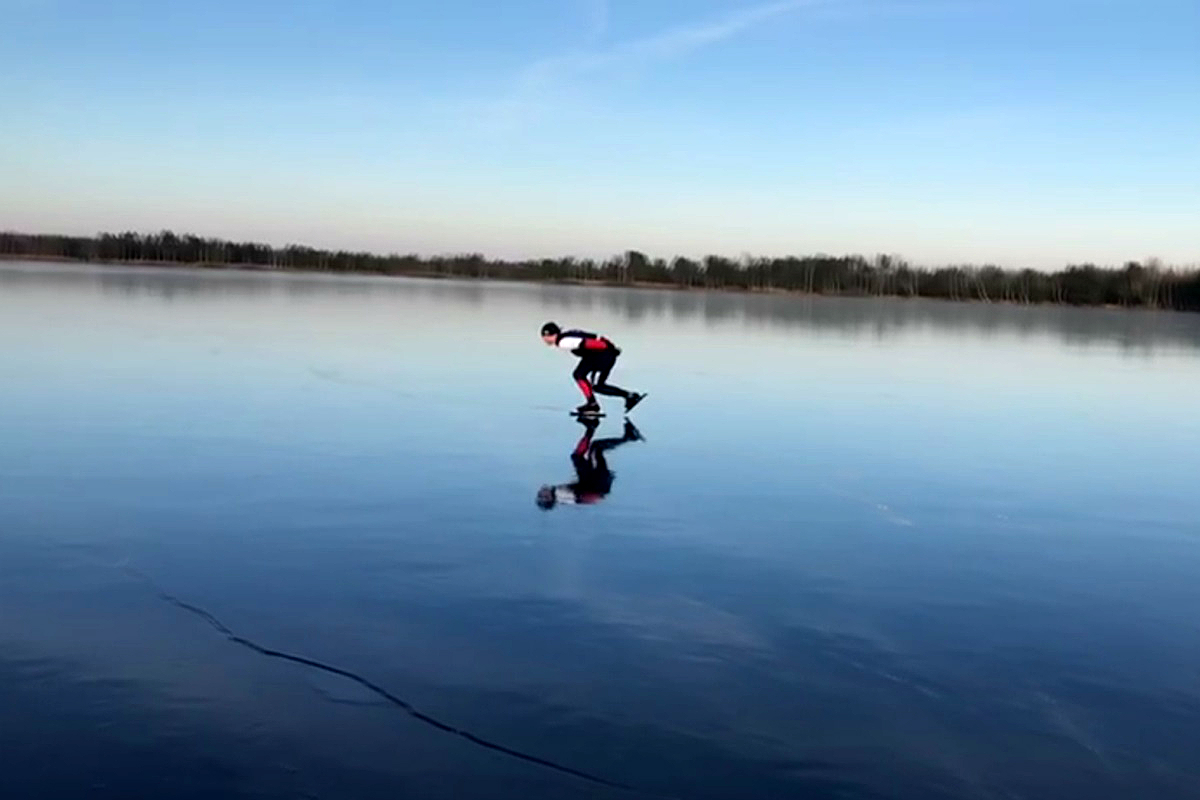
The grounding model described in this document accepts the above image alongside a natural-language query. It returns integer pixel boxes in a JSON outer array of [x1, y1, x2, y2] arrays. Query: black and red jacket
[[554, 330, 620, 356]]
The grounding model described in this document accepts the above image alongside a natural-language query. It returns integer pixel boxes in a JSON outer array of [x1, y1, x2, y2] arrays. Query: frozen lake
[[2, 261, 1199, 799]]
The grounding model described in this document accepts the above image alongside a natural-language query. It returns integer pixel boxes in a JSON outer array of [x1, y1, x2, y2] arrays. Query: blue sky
[[2, 0, 1197, 267]]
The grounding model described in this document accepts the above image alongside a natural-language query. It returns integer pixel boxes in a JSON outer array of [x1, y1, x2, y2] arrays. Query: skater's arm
[[556, 334, 609, 350]]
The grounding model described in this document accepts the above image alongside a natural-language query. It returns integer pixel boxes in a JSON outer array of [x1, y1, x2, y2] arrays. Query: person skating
[[540, 321, 646, 416]]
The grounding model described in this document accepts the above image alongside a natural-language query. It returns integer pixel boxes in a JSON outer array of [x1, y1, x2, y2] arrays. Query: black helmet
[[540, 321, 560, 337], [536, 485, 557, 510]]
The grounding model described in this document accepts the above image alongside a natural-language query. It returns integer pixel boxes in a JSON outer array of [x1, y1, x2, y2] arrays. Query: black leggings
[[573, 352, 629, 399]]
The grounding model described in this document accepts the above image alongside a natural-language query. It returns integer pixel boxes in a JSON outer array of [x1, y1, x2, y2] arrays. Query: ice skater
[[540, 322, 646, 417]]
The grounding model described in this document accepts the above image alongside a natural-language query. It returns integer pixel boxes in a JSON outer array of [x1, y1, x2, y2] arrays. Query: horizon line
[[2, 228, 1197, 274]]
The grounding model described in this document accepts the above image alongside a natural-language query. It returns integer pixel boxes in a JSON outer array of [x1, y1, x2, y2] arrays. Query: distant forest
[[3, 230, 1198, 311]]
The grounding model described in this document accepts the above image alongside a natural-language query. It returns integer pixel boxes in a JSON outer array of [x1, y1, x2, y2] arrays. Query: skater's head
[[540, 321, 560, 345], [536, 485, 557, 510]]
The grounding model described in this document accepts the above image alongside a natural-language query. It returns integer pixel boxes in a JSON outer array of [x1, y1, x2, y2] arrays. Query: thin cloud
[[610, 0, 818, 63], [481, 0, 824, 131]]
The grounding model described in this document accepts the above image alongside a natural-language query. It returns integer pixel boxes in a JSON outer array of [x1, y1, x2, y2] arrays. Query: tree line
[[3, 229, 1198, 311]]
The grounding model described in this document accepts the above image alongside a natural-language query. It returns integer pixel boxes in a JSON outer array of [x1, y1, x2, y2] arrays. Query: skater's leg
[[591, 354, 631, 399], [592, 383, 629, 398], [593, 354, 646, 411], [571, 359, 598, 406]]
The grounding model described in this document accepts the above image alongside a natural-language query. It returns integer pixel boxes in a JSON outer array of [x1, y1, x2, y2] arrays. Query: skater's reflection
[[536, 417, 644, 510]]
